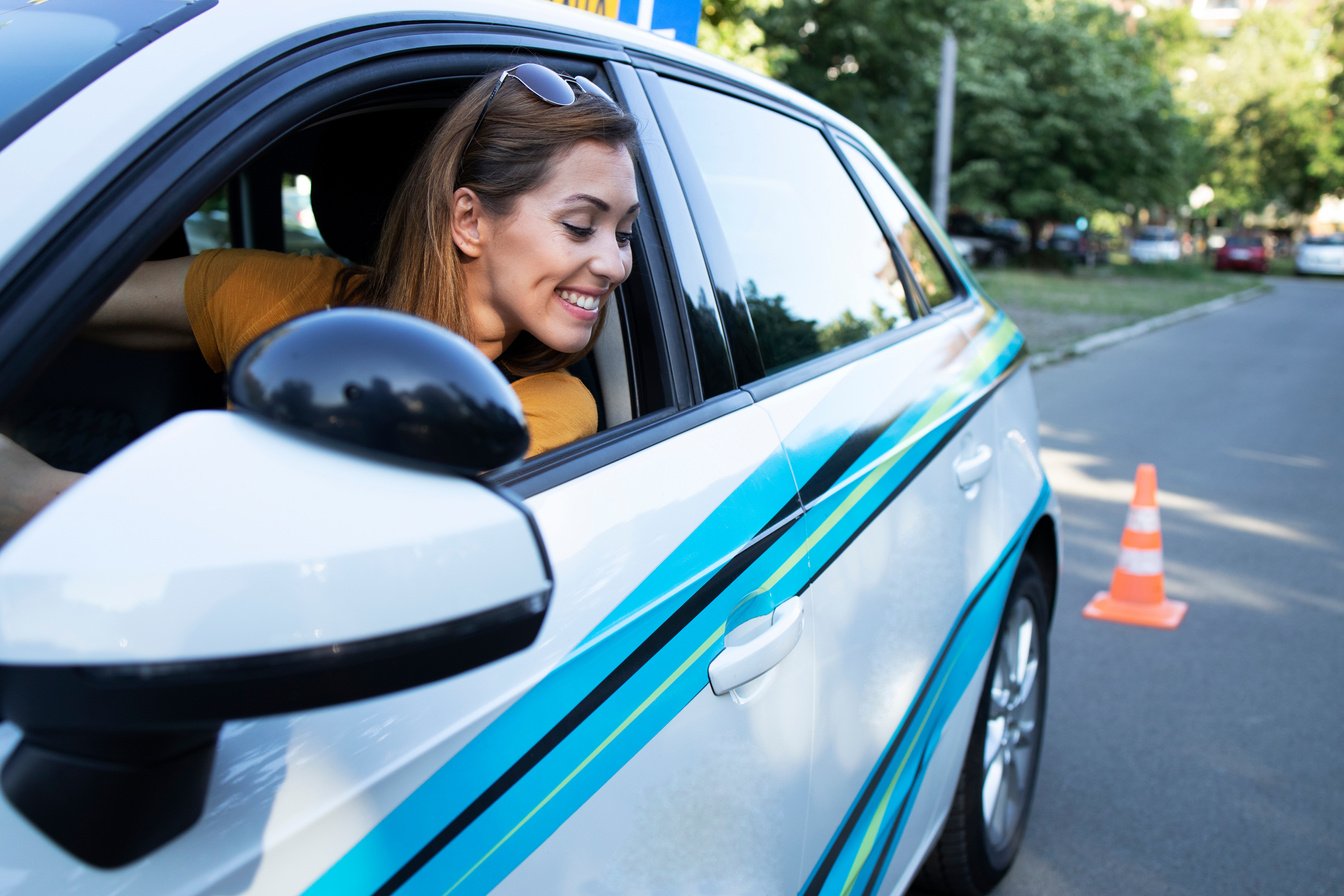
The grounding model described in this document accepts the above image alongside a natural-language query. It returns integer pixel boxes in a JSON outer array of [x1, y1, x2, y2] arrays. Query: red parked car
[[1214, 234, 1269, 273]]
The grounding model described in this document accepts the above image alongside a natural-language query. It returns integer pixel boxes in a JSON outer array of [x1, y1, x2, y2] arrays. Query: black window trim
[[829, 131, 979, 313], [823, 127, 930, 320], [638, 68, 765, 387]]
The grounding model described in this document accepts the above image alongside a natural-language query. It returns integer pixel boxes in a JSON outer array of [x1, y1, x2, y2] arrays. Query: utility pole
[[931, 29, 957, 227]]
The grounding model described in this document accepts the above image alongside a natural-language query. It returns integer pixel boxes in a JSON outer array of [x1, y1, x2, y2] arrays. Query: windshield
[[0, 0, 213, 152]]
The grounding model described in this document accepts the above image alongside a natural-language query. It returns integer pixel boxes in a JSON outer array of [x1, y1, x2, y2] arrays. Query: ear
[[450, 187, 485, 258]]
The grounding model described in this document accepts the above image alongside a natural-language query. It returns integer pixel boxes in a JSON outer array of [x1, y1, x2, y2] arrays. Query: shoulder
[[510, 371, 597, 458], [510, 370, 593, 403]]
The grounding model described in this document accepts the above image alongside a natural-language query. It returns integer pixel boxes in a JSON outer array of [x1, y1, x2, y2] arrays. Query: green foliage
[[700, 0, 1344, 226], [1173, 6, 1343, 216], [709, 0, 1199, 236]]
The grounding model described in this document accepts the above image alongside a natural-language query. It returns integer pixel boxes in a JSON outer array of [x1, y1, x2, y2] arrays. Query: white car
[[0, 2, 1059, 894], [1294, 233, 1344, 276], [1128, 225, 1182, 264]]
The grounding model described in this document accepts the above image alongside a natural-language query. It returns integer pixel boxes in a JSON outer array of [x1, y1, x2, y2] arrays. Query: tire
[[915, 556, 1049, 896]]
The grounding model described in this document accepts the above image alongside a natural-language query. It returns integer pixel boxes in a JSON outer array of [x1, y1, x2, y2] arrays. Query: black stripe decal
[[802, 527, 1025, 895], [860, 741, 930, 896], [377, 515, 797, 894]]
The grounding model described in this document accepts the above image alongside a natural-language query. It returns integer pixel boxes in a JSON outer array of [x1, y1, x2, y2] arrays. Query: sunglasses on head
[[464, 63, 614, 152]]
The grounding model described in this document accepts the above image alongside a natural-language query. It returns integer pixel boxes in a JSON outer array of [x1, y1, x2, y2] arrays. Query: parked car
[[946, 213, 1027, 267], [1214, 234, 1270, 273], [1043, 223, 1107, 267], [1294, 232, 1344, 277], [1128, 225, 1182, 264], [0, 2, 1059, 894]]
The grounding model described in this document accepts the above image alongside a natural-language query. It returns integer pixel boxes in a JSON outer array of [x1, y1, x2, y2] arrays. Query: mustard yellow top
[[184, 249, 596, 458]]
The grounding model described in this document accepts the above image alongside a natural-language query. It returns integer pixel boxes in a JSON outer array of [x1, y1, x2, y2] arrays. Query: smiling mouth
[[558, 289, 601, 312]]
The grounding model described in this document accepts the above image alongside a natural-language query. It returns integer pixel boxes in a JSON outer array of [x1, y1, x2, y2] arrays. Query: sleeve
[[509, 371, 598, 458], [185, 249, 347, 372]]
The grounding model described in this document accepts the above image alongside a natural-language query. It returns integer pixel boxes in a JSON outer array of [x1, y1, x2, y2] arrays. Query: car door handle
[[954, 444, 993, 489], [709, 596, 804, 696]]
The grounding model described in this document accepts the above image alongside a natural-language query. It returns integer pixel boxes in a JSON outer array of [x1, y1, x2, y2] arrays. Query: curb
[[1027, 284, 1270, 369]]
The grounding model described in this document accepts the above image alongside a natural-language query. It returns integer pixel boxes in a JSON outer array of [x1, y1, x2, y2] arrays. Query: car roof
[[0, 0, 862, 273]]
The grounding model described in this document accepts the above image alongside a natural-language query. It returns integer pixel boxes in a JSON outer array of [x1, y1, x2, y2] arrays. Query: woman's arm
[[0, 433, 80, 546], [83, 256, 195, 350], [2, 257, 196, 544]]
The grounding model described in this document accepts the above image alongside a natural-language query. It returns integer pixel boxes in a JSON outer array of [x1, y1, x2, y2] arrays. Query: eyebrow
[[565, 193, 641, 216]]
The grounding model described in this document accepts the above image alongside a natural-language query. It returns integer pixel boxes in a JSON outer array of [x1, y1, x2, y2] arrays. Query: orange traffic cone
[[1083, 463, 1187, 629]]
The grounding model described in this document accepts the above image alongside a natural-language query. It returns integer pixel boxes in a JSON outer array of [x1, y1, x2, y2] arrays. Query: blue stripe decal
[[306, 310, 1033, 896], [801, 485, 1053, 896]]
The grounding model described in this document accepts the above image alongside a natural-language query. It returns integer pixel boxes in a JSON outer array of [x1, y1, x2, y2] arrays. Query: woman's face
[[463, 139, 639, 359]]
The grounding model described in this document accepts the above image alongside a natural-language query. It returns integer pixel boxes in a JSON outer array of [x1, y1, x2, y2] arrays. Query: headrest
[[308, 109, 445, 266]]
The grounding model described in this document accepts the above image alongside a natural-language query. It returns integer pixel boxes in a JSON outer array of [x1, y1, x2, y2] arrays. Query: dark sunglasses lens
[[512, 62, 576, 106], [574, 75, 613, 104]]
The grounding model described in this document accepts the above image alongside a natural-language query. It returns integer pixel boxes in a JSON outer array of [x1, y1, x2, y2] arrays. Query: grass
[[972, 257, 1268, 355]]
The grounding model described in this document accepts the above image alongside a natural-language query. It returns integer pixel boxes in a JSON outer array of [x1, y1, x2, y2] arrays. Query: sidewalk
[[1002, 283, 1270, 369]]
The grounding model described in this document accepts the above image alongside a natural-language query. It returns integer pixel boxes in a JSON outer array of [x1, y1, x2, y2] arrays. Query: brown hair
[[337, 68, 640, 377]]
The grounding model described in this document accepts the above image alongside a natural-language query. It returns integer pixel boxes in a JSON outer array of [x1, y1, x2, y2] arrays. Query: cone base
[[1083, 591, 1187, 629]]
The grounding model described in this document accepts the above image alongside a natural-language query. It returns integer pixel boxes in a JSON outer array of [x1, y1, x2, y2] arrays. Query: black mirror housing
[[229, 307, 529, 472]]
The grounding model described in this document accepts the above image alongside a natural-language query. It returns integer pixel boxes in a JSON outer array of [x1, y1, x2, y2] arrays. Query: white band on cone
[[1125, 506, 1161, 533], [1117, 546, 1164, 576]]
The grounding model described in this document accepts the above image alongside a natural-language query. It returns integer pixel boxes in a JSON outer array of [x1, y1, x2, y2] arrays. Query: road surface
[[994, 276, 1344, 896]]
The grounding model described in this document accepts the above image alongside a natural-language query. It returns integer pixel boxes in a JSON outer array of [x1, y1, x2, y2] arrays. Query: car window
[[6, 71, 670, 486], [837, 141, 955, 308], [660, 79, 914, 376]]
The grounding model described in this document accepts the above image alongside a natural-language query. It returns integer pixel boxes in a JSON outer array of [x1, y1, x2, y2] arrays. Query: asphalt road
[[994, 276, 1344, 896]]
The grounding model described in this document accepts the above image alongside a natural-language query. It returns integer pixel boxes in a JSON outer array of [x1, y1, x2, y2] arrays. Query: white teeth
[[558, 290, 600, 312]]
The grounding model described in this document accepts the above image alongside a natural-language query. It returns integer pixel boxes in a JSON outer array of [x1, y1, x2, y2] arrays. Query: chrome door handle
[[954, 444, 993, 489], [709, 597, 804, 696]]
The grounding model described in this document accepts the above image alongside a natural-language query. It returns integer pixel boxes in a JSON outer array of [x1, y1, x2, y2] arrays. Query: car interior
[[1, 73, 666, 476]]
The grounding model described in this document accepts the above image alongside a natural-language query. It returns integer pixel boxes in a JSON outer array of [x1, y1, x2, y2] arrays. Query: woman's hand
[[0, 433, 81, 546]]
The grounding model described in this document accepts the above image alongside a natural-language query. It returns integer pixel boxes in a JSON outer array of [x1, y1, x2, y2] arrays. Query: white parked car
[[0, 2, 1059, 894], [1294, 233, 1344, 276], [1128, 225, 1182, 264]]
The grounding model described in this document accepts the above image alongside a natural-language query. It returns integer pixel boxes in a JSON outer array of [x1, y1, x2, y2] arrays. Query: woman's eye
[[563, 223, 595, 239], [616, 231, 634, 247]]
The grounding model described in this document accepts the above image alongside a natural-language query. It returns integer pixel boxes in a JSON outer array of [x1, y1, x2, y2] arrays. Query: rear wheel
[[915, 555, 1049, 896]]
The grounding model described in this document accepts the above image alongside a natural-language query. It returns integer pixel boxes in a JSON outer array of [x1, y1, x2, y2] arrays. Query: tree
[[950, 1, 1201, 239], [1173, 6, 1343, 218], [729, 0, 1199, 243]]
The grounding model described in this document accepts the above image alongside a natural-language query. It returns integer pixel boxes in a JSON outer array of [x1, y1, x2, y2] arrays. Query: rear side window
[[661, 79, 913, 376], [837, 142, 955, 309]]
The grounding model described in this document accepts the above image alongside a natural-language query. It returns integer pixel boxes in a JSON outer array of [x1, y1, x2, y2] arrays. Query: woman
[[1, 63, 642, 542]]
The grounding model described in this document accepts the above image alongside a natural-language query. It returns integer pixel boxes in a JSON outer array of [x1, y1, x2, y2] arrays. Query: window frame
[[1, 22, 738, 489]]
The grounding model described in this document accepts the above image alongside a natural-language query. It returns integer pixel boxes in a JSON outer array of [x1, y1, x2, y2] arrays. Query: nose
[[588, 231, 628, 285]]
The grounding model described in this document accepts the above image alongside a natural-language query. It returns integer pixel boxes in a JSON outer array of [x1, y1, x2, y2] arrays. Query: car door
[[345, 60, 817, 896], [0, 28, 818, 895], [652, 75, 1025, 894]]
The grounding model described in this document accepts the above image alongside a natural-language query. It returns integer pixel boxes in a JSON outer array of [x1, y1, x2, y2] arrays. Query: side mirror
[[230, 307, 530, 471], [0, 310, 548, 868]]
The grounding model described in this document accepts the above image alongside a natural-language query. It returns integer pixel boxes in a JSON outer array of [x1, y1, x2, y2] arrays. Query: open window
[[1, 55, 673, 487]]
